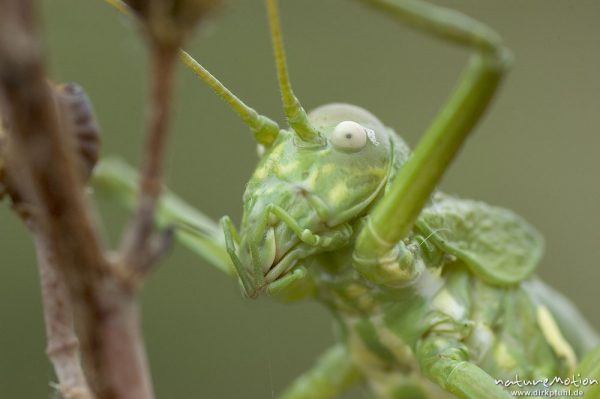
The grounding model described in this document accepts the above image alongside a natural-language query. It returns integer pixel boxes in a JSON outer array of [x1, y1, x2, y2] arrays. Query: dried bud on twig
[[125, 0, 223, 48]]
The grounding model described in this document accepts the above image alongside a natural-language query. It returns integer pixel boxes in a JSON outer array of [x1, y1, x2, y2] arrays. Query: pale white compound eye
[[330, 120, 368, 152]]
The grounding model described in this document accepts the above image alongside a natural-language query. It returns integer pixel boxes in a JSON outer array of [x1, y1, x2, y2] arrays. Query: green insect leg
[[220, 215, 255, 290], [266, 265, 310, 300], [278, 344, 363, 399], [412, 269, 511, 399], [256, 204, 353, 296], [353, 0, 511, 283], [416, 336, 511, 399], [220, 202, 354, 297], [93, 158, 235, 277], [263, 204, 353, 249]]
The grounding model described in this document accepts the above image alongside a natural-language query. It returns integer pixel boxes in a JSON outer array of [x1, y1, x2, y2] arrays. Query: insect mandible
[[95, 0, 600, 398]]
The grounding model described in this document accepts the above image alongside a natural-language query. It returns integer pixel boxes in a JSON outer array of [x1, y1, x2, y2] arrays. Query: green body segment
[[309, 247, 573, 398], [224, 102, 596, 397], [240, 105, 583, 398], [415, 192, 544, 285]]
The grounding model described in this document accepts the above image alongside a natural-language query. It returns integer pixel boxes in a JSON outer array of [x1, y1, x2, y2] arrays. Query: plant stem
[[120, 44, 178, 276], [0, 1, 155, 398], [33, 232, 94, 399]]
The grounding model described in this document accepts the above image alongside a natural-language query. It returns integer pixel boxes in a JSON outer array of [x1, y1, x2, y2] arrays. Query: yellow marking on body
[[368, 316, 451, 399], [320, 163, 336, 175], [303, 168, 319, 190], [357, 296, 376, 311], [346, 318, 405, 399], [346, 284, 367, 297], [327, 182, 348, 205], [537, 305, 577, 373], [431, 289, 465, 320], [361, 166, 386, 180], [270, 143, 284, 158], [377, 327, 416, 367], [494, 342, 517, 370], [278, 160, 299, 175], [346, 320, 387, 369], [346, 284, 376, 311], [346, 315, 454, 399], [254, 166, 268, 179], [368, 314, 415, 367]]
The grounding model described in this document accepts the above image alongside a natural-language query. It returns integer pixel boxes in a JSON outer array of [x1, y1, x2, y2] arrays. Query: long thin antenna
[[103, 0, 280, 146], [178, 51, 279, 145], [266, 0, 322, 144]]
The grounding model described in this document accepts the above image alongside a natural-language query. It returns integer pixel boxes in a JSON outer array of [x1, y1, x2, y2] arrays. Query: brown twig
[[33, 231, 94, 399], [120, 43, 178, 277], [118, 0, 222, 277], [0, 1, 154, 398], [0, 0, 222, 398], [117, 0, 223, 276]]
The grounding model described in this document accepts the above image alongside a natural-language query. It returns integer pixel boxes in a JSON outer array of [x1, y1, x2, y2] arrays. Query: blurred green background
[[1, 0, 599, 398]]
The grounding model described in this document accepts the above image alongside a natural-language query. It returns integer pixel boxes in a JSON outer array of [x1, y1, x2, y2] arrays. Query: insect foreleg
[[220, 215, 255, 294], [278, 343, 363, 399], [93, 159, 235, 277], [353, 0, 511, 279], [262, 204, 352, 249]]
